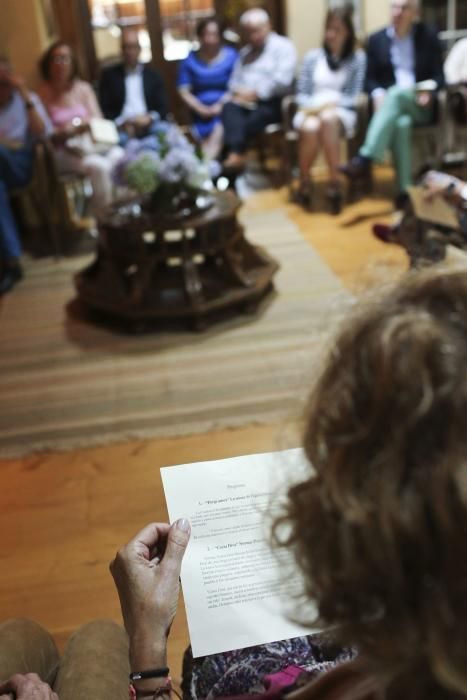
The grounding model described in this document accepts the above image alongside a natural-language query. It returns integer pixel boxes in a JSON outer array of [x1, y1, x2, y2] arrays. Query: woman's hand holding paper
[[110, 520, 191, 663]]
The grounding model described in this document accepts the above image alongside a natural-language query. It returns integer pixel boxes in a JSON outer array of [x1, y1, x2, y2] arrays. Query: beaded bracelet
[[129, 676, 174, 700]]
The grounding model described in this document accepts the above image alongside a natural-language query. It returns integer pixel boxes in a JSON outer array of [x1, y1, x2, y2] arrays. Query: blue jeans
[[0, 144, 34, 259]]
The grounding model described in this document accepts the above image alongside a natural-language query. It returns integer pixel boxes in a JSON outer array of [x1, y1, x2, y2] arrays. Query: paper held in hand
[[89, 118, 119, 145], [161, 449, 318, 658], [407, 186, 460, 230]]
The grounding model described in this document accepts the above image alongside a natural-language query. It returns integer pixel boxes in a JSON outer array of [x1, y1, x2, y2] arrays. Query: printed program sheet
[[161, 448, 317, 657]]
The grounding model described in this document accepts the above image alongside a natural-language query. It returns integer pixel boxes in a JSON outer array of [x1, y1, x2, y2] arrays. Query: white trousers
[[54, 146, 124, 216]]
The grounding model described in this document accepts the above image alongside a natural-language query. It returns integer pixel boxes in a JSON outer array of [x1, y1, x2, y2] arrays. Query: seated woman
[[4, 267, 467, 700], [37, 41, 123, 217], [177, 18, 238, 160], [294, 7, 366, 213], [113, 268, 467, 700]]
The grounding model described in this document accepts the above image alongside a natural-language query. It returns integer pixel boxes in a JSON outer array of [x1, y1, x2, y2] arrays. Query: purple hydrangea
[[113, 121, 212, 195]]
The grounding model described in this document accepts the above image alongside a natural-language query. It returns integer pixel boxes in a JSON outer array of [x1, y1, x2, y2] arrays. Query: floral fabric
[[181, 634, 355, 700]]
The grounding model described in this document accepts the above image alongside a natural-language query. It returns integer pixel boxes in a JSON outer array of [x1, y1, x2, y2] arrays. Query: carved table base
[[75, 191, 279, 331]]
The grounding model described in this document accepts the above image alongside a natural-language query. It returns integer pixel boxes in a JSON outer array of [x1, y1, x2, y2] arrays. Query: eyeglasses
[[52, 55, 72, 64]]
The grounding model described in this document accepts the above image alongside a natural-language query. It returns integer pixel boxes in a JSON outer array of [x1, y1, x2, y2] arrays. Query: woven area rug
[[0, 209, 352, 458]]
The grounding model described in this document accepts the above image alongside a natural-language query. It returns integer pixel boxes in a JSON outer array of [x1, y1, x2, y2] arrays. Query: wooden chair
[[281, 94, 370, 202], [246, 121, 286, 188], [10, 139, 91, 257], [411, 90, 449, 176], [443, 85, 467, 172]]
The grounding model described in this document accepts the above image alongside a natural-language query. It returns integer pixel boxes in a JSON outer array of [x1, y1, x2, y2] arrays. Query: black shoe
[[394, 191, 410, 211], [293, 180, 313, 210], [340, 155, 372, 179], [0, 264, 23, 295], [326, 186, 343, 215]]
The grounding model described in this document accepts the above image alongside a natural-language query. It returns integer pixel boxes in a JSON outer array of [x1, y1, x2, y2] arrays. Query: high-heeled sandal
[[293, 180, 313, 210]]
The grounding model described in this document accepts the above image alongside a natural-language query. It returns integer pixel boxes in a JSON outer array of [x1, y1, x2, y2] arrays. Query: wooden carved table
[[74, 190, 279, 330]]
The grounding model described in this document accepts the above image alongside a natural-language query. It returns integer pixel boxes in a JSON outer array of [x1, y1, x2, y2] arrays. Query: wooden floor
[[0, 175, 407, 677]]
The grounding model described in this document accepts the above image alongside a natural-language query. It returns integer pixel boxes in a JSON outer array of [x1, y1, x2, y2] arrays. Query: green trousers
[[0, 618, 129, 700], [360, 86, 433, 192]]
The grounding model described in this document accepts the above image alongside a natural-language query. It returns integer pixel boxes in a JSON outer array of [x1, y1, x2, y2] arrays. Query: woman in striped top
[[294, 7, 366, 213]]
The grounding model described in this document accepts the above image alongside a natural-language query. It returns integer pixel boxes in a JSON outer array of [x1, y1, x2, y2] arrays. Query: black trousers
[[222, 99, 282, 154]]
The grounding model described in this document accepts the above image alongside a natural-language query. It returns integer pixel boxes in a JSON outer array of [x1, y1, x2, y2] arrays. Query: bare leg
[[202, 122, 224, 161], [298, 115, 321, 185], [319, 108, 343, 186]]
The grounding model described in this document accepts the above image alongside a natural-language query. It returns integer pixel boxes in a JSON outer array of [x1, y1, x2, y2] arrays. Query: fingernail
[[176, 518, 190, 532]]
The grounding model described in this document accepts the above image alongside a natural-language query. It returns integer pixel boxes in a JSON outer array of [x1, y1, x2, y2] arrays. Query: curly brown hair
[[275, 268, 467, 699]]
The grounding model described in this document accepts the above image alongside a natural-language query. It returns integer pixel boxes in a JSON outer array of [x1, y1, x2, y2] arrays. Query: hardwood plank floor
[[0, 176, 407, 678]]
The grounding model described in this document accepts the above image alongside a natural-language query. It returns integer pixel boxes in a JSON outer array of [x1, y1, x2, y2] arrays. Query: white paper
[[161, 448, 318, 658], [89, 118, 119, 145], [408, 186, 460, 230]]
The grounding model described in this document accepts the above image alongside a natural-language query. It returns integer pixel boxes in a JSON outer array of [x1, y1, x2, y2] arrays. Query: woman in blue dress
[[178, 18, 238, 159]]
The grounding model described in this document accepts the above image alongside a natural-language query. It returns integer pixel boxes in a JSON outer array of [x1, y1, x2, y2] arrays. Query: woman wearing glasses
[[38, 41, 123, 216]]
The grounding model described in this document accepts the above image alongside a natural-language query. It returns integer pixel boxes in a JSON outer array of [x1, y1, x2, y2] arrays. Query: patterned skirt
[[181, 634, 355, 700]]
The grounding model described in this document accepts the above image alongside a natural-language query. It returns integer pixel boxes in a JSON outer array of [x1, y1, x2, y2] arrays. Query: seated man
[[0, 56, 51, 294], [341, 0, 444, 206], [98, 29, 168, 145], [221, 8, 297, 172]]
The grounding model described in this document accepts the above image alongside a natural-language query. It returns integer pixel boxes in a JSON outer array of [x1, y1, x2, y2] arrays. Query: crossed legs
[[359, 86, 433, 193]]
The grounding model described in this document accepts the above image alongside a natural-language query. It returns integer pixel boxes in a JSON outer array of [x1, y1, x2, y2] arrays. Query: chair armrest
[[281, 95, 297, 132]]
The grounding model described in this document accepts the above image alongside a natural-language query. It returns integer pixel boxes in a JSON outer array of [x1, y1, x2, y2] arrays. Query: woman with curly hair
[[273, 266, 467, 699], [112, 268, 467, 700], [2, 268, 467, 700]]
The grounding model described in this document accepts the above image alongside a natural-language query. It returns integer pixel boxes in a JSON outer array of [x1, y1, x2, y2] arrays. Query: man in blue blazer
[[98, 29, 168, 144], [341, 0, 444, 205]]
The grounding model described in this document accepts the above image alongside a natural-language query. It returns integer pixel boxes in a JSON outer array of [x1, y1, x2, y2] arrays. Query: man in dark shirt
[[98, 29, 168, 144], [341, 0, 444, 205]]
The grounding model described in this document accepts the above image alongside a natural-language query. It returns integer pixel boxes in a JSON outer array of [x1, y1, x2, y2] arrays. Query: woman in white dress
[[294, 8, 366, 213]]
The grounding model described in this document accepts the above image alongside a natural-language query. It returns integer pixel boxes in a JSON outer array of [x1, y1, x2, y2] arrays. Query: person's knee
[[386, 85, 405, 101], [0, 618, 52, 641], [300, 116, 321, 134], [67, 619, 127, 650], [84, 158, 112, 181], [386, 85, 414, 112], [55, 620, 128, 699], [320, 109, 340, 126], [395, 113, 412, 131]]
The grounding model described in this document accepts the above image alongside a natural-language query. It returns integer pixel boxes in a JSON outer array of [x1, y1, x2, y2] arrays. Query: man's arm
[[9, 76, 49, 138], [255, 39, 297, 101], [365, 33, 385, 96]]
